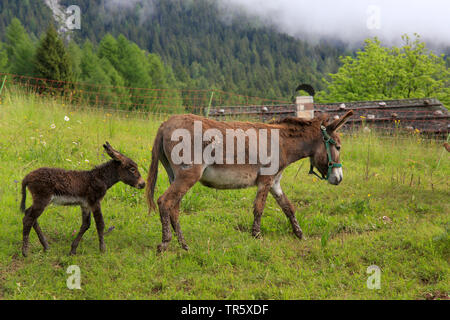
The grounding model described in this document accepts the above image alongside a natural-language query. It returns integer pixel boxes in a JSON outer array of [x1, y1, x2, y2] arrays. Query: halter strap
[[309, 126, 342, 181]]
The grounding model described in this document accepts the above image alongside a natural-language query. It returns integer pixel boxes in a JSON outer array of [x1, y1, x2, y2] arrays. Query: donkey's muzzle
[[328, 175, 342, 185], [328, 167, 343, 186], [136, 178, 146, 189]]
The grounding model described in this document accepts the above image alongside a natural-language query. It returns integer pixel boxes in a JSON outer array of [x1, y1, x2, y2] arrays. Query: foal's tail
[[146, 129, 163, 213], [20, 179, 28, 213]]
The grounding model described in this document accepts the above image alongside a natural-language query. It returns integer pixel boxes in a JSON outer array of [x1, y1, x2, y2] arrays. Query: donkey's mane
[[93, 160, 117, 172], [270, 114, 330, 138], [269, 114, 328, 126]]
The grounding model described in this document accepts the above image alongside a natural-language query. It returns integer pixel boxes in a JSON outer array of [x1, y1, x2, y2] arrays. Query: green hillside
[[0, 0, 346, 99]]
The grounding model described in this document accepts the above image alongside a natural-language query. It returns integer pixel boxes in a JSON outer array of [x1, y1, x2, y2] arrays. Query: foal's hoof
[[181, 244, 189, 251], [157, 242, 169, 254], [252, 231, 262, 239], [22, 251, 28, 258]]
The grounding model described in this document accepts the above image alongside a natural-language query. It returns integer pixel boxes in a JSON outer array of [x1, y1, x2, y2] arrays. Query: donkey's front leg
[[252, 177, 273, 238], [91, 203, 106, 253], [70, 206, 92, 255], [270, 175, 303, 239]]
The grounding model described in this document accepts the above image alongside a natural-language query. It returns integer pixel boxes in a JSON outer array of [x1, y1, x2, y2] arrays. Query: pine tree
[[34, 25, 73, 82], [0, 43, 8, 72], [5, 18, 35, 75]]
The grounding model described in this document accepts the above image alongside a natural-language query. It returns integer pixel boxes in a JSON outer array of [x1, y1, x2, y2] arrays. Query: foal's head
[[310, 111, 353, 186], [103, 142, 146, 189]]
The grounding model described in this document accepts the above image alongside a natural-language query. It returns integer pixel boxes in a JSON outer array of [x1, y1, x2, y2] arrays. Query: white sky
[[219, 0, 450, 46], [106, 0, 450, 47]]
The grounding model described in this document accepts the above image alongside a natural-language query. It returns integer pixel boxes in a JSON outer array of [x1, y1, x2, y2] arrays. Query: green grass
[[0, 91, 448, 300]]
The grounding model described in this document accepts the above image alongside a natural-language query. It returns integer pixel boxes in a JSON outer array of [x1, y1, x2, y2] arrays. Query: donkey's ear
[[103, 142, 126, 162], [327, 110, 354, 132]]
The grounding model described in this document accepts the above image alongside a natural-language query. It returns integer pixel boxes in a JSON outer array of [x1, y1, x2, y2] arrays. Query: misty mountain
[[0, 0, 349, 98]]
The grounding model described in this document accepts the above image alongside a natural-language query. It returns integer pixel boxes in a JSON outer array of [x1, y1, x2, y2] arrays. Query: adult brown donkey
[[147, 111, 353, 252]]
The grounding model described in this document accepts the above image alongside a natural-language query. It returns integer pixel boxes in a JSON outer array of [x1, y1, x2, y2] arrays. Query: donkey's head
[[103, 142, 146, 189], [310, 111, 353, 186]]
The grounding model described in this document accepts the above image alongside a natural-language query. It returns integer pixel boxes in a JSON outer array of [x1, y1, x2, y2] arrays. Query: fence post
[[205, 91, 214, 117], [295, 95, 314, 119], [0, 75, 7, 97], [436, 133, 450, 170]]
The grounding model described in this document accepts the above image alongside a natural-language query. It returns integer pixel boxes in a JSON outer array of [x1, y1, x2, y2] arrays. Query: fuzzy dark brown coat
[[20, 142, 145, 257]]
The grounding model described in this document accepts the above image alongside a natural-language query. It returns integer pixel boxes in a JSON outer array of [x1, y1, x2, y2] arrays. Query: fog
[[105, 0, 450, 47], [219, 0, 450, 46]]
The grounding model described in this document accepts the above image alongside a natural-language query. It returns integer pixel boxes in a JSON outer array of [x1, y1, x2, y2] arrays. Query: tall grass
[[0, 90, 448, 300]]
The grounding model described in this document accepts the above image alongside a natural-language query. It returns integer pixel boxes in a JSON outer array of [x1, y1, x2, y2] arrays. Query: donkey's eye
[[130, 167, 136, 173]]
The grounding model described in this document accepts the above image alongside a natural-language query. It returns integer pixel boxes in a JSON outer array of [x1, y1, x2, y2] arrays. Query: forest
[[0, 0, 447, 106], [0, 0, 346, 100]]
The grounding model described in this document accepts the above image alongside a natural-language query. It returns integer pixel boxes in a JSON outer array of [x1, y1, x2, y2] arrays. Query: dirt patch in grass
[[0, 253, 25, 298], [423, 291, 449, 300]]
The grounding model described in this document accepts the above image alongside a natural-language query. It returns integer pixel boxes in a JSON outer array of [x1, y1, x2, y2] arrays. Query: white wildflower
[[50, 124, 56, 129], [64, 116, 70, 122]]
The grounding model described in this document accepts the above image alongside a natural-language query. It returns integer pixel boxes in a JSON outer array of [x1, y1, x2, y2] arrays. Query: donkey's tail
[[20, 180, 28, 213], [146, 128, 163, 213]]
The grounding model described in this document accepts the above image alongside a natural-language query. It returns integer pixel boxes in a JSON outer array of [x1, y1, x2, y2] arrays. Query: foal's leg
[[252, 176, 273, 238], [22, 197, 50, 257], [270, 175, 303, 239], [157, 166, 201, 252], [33, 221, 49, 251], [70, 206, 91, 255], [91, 203, 106, 253]]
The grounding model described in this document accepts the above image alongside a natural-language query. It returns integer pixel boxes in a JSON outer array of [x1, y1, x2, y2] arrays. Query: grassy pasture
[[0, 91, 448, 300]]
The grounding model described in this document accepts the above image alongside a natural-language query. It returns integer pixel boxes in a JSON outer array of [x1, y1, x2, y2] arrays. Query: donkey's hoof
[[181, 244, 189, 251], [157, 242, 169, 253], [294, 230, 303, 240], [252, 231, 262, 239]]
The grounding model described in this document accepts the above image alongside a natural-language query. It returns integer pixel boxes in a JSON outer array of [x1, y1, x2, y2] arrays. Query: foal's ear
[[103, 142, 126, 163], [327, 110, 354, 132]]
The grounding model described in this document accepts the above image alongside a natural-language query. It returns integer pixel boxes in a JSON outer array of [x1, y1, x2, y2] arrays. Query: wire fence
[[0, 72, 289, 115], [1, 72, 449, 140]]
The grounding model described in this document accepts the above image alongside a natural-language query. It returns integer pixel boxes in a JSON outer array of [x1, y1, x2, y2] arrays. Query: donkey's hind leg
[[170, 200, 189, 251], [33, 222, 49, 252], [22, 197, 51, 257], [252, 176, 273, 238], [157, 166, 201, 253]]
